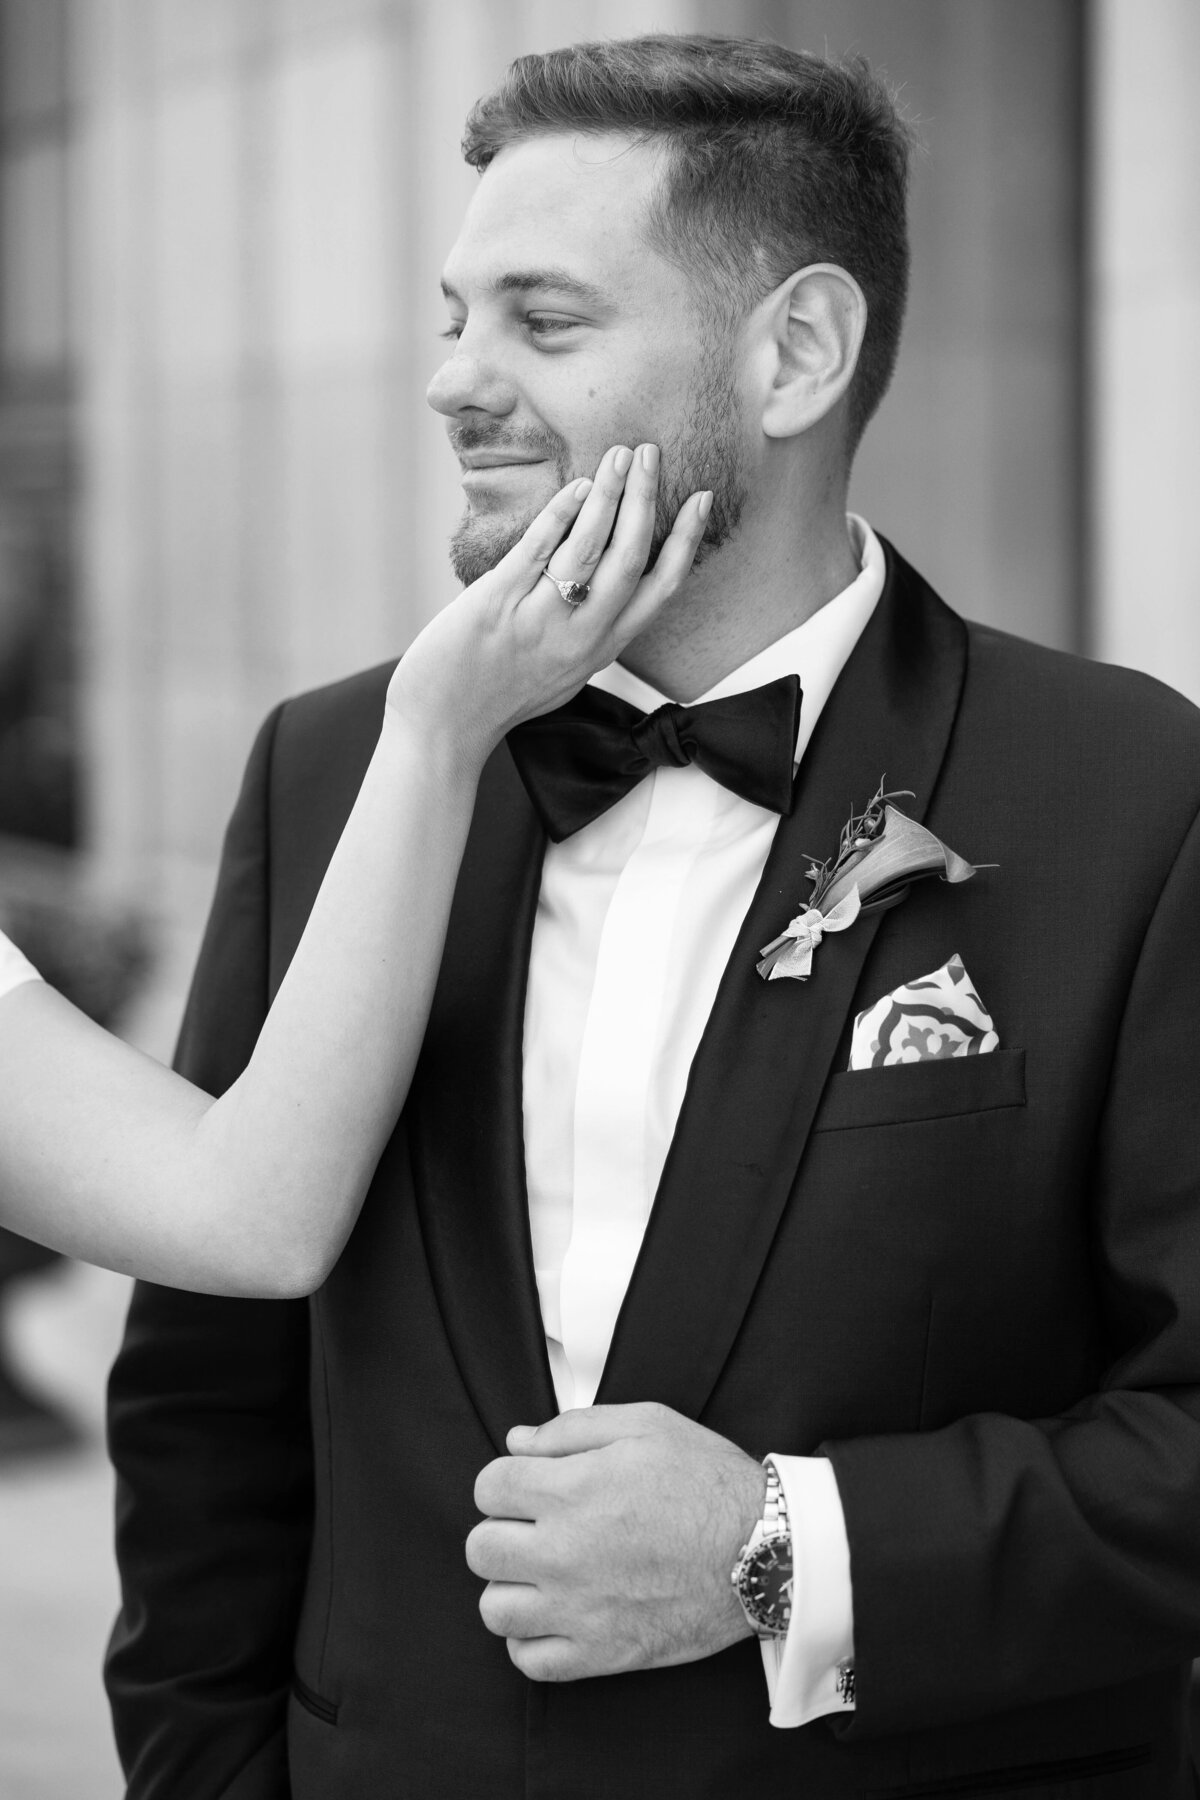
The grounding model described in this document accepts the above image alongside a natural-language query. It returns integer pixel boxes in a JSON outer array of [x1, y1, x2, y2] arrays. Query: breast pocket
[[813, 1048, 1026, 1133]]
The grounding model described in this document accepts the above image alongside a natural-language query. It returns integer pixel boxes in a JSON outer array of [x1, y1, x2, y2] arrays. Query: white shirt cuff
[[0, 931, 40, 1003], [757, 1454, 856, 1728]]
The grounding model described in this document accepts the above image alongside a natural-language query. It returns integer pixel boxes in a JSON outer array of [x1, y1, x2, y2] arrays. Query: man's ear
[[756, 264, 867, 442]]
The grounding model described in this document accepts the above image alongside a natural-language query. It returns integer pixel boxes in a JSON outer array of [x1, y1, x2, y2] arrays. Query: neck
[[618, 492, 860, 704]]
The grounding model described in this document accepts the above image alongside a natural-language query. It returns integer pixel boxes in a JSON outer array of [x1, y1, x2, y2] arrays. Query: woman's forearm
[[0, 713, 483, 1295], [188, 710, 483, 1292]]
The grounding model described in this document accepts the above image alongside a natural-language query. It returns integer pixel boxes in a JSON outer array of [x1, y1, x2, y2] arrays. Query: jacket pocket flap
[[291, 1671, 339, 1725], [814, 1048, 1026, 1133]]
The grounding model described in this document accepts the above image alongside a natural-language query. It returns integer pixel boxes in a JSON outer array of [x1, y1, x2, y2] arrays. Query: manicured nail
[[613, 446, 633, 475], [573, 478, 593, 499], [508, 1424, 537, 1447], [697, 491, 713, 519], [641, 443, 660, 473]]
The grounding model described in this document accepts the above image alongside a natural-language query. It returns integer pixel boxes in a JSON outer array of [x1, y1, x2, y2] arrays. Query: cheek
[[542, 337, 709, 479], [557, 396, 688, 478], [548, 384, 629, 470]]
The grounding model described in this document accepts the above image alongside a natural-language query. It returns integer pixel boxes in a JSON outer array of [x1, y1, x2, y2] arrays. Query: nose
[[426, 338, 517, 422]]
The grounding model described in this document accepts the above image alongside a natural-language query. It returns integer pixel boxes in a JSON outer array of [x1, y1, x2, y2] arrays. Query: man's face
[[428, 133, 750, 585]]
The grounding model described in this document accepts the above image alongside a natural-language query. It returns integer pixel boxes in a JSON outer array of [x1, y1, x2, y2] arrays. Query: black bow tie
[[506, 674, 803, 842]]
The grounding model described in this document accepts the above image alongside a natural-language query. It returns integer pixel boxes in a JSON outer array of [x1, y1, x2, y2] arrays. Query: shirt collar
[[588, 515, 885, 767]]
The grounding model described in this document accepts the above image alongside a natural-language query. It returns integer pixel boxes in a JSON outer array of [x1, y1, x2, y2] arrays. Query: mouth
[[458, 452, 548, 472]]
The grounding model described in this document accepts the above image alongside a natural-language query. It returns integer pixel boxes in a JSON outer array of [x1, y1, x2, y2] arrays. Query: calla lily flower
[[757, 785, 986, 982]]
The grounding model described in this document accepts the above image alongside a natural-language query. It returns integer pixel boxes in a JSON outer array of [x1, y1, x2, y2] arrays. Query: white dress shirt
[[521, 516, 884, 1726]]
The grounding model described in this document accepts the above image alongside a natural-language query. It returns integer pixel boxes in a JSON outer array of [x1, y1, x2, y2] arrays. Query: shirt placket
[[559, 766, 719, 1408]]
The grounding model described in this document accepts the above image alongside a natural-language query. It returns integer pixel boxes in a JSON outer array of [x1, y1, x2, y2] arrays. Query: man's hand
[[466, 1401, 766, 1681]]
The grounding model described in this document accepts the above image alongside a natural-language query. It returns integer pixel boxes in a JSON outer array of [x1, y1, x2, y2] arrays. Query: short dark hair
[[463, 34, 912, 457]]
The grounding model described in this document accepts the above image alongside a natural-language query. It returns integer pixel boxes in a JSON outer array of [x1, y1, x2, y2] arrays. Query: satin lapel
[[595, 545, 970, 1415], [408, 746, 557, 1451]]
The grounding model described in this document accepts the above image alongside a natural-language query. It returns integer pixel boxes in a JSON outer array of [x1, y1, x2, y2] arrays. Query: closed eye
[[524, 314, 581, 337], [436, 313, 585, 344]]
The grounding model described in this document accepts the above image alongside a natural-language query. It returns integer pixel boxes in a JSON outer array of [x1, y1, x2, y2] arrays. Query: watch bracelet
[[730, 1458, 793, 1637]]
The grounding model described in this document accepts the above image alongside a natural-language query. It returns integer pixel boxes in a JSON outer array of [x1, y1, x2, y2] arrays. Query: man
[[106, 34, 1200, 1800]]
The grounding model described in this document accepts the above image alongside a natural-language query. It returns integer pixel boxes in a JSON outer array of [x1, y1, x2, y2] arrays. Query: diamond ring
[[545, 574, 590, 606]]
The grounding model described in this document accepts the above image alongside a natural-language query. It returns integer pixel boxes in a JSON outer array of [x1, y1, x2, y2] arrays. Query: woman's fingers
[[579, 442, 660, 608], [606, 489, 712, 651], [536, 440, 659, 643], [488, 477, 595, 594], [482, 441, 706, 661], [545, 445, 636, 594], [488, 444, 637, 604]]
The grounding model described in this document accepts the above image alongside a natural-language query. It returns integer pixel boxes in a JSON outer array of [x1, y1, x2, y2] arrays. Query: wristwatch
[[730, 1458, 793, 1639]]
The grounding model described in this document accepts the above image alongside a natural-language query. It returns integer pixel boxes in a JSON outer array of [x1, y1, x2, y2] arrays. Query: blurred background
[[0, 0, 1196, 1793]]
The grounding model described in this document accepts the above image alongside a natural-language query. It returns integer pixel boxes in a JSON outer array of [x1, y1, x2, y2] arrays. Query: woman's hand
[[386, 444, 710, 774]]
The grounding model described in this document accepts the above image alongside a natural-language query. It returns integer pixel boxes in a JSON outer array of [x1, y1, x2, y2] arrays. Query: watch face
[[734, 1532, 793, 1633]]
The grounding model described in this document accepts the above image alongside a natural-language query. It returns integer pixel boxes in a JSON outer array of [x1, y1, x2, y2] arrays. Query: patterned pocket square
[[849, 953, 999, 1070]]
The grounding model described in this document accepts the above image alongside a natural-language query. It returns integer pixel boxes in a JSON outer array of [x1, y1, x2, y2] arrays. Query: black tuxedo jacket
[[107, 545, 1200, 1799]]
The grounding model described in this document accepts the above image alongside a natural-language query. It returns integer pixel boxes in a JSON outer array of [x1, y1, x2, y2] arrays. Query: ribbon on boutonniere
[[757, 781, 989, 982]]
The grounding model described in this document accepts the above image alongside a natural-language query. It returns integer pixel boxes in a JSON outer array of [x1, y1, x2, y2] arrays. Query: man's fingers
[[506, 1400, 676, 1458], [506, 1634, 577, 1680], [478, 1580, 548, 1641], [464, 1517, 536, 1582], [473, 1453, 546, 1519]]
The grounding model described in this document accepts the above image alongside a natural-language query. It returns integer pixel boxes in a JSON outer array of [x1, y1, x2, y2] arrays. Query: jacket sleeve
[[105, 705, 313, 1800], [826, 802, 1200, 1739]]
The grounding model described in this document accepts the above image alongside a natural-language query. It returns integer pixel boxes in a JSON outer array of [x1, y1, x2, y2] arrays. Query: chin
[[449, 508, 536, 587]]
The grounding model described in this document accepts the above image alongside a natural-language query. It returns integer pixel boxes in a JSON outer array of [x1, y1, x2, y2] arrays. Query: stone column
[[1089, 0, 1200, 702], [74, 0, 711, 1043]]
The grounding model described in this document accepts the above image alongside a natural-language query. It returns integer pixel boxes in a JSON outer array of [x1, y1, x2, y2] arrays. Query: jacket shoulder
[[964, 617, 1200, 788], [257, 662, 399, 926], [884, 541, 1200, 852], [272, 659, 398, 768], [885, 538, 1200, 799]]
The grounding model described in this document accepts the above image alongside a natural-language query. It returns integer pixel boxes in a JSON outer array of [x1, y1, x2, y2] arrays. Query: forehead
[[442, 131, 683, 305]]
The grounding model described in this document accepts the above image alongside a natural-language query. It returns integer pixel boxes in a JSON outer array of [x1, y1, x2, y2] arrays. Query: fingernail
[[573, 478, 593, 499], [613, 446, 633, 475], [697, 491, 713, 519], [508, 1424, 537, 1447], [641, 444, 660, 474]]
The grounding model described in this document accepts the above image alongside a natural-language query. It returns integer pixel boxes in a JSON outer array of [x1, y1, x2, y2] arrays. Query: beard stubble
[[447, 346, 747, 588]]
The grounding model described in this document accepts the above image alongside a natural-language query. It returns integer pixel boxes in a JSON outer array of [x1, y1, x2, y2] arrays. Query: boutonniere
[[756, 781, 988, 982]]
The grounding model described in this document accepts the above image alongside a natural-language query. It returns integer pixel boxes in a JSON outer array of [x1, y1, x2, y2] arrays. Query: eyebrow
[[440, 267, 610, 308]]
